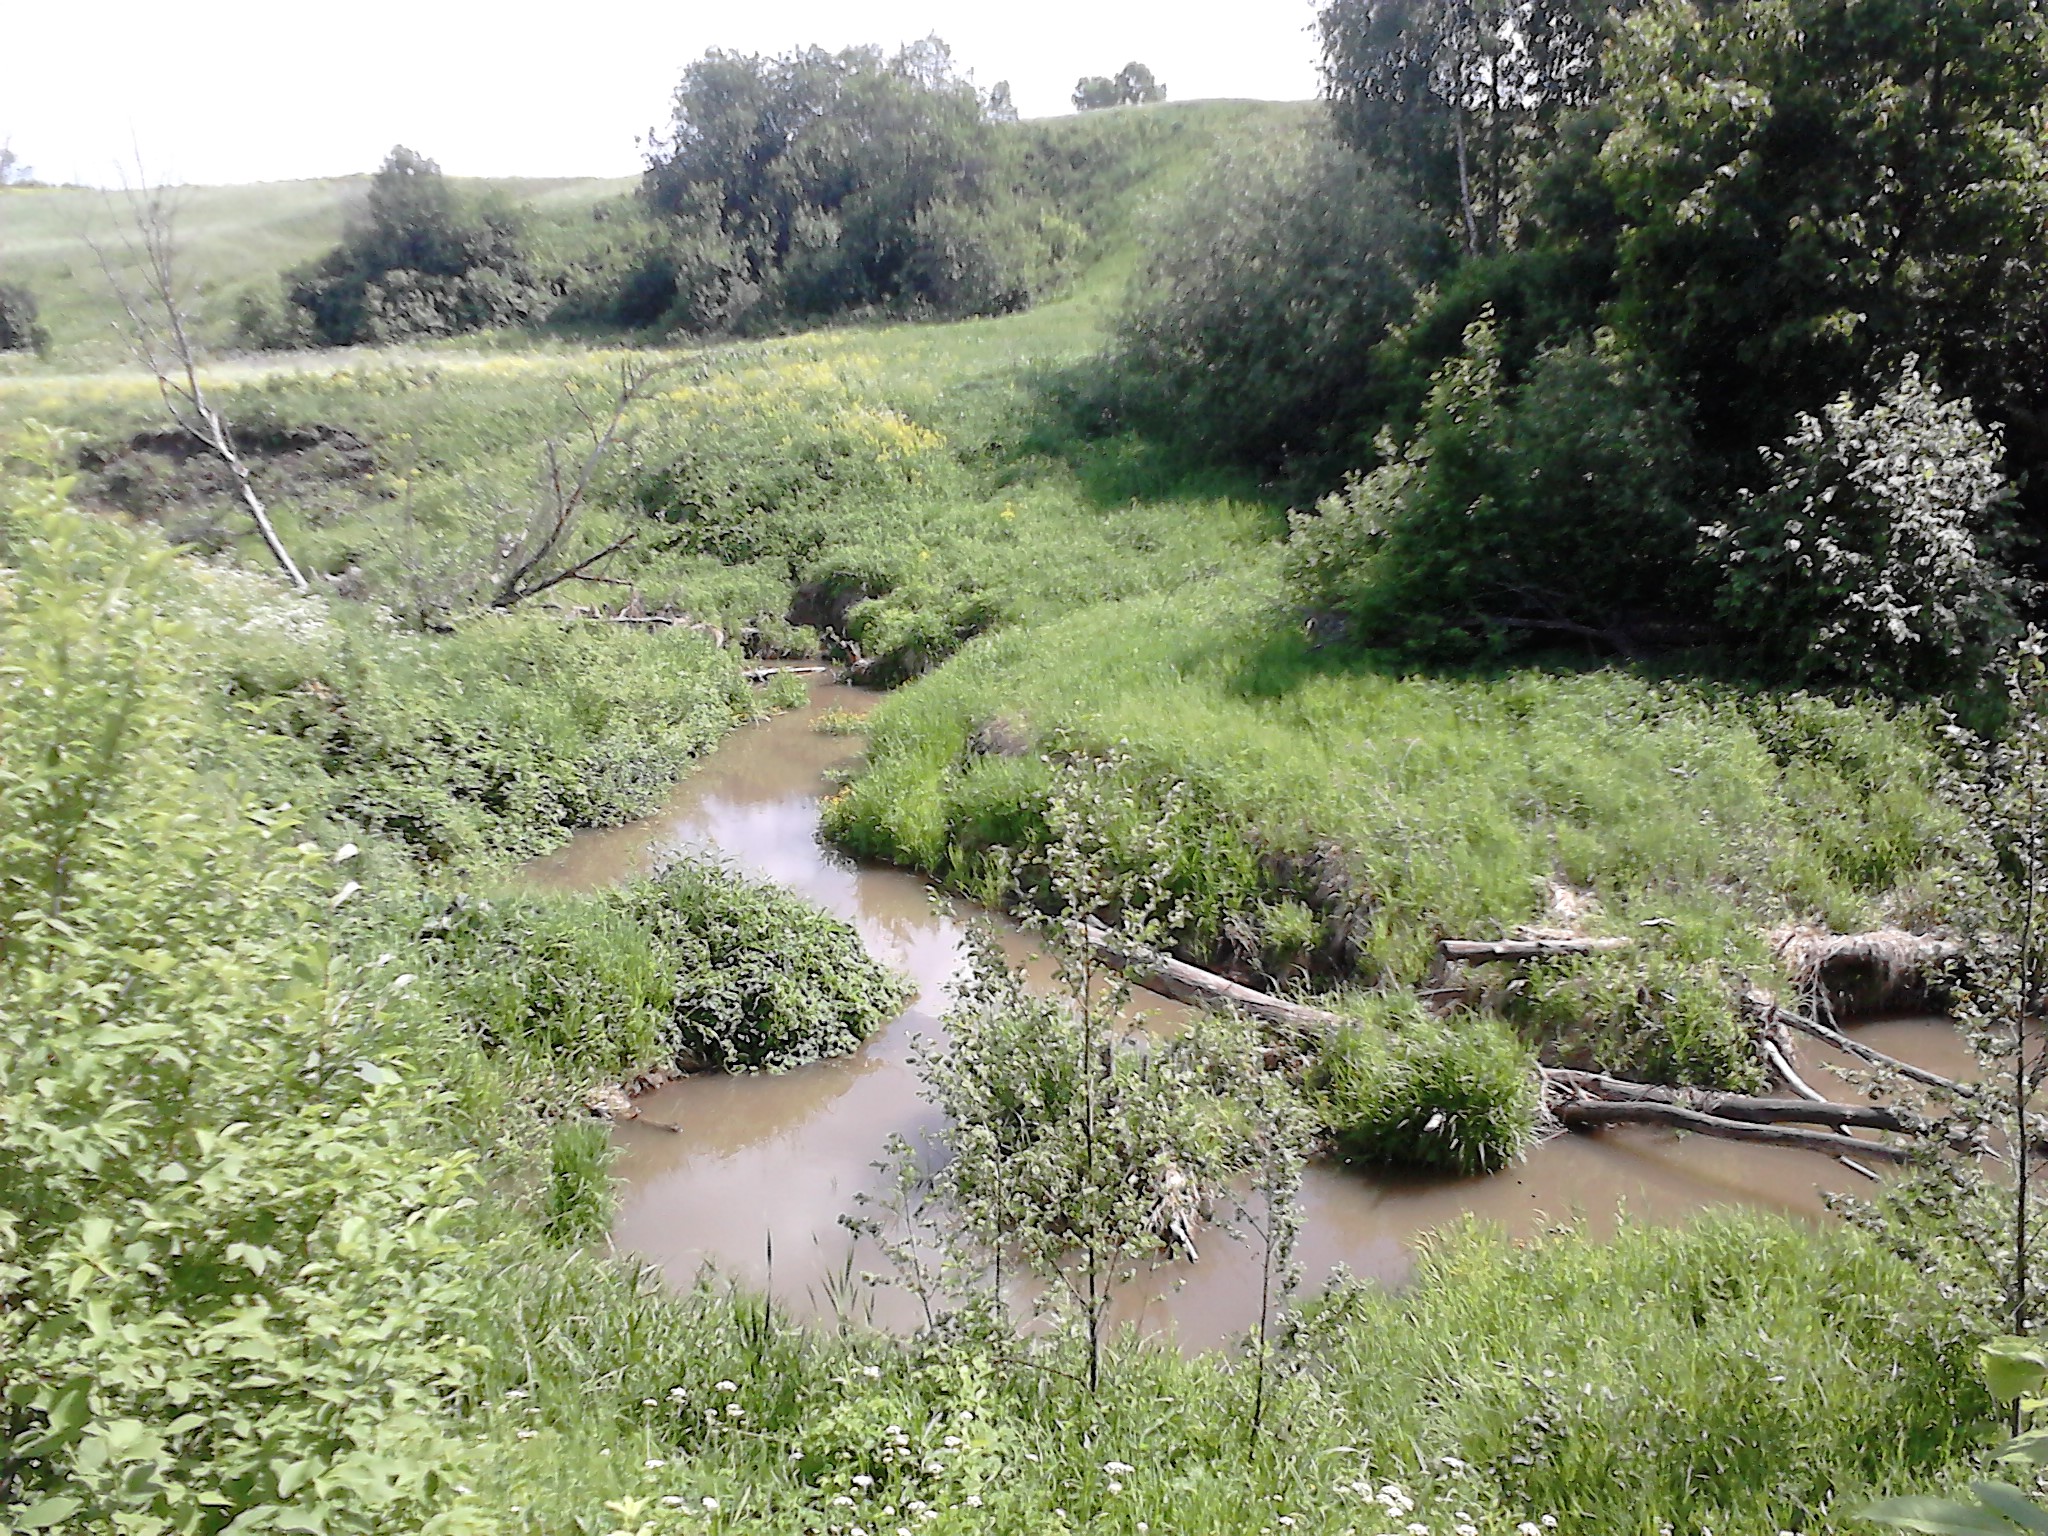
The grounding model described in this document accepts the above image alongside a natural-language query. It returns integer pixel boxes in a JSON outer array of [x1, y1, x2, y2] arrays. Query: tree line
[[1099, 0, 2048, 699]]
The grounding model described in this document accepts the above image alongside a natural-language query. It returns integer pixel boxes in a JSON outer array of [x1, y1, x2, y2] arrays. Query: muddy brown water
[[524, 680, 1975, 1352]]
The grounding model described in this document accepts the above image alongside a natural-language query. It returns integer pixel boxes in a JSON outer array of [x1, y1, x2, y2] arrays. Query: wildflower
[[1108, 1482, 1124, 1495], [662, 1496, 687, 1508], [645, 1459, 666, 1469], [702, 1497, 719, 1512], [965, 1495, 982, 1509], [716, 1380, 738, 1392], [1520, 1525, 1543, 1535], [641, 1398, 657, 1407], [943, 1436, 962, 1448], [853, 1475, 874, 1489], [726, 1403, 746, 1417], [863, 1365, 882, 1379], [516, 1428, 536, 1440], [1104, 1461, 1135, 1476]]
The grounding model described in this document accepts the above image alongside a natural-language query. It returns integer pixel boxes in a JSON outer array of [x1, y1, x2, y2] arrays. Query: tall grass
[[826, 574, 1958, 1083]]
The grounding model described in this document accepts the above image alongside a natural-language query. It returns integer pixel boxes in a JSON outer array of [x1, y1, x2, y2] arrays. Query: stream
[[524, 680, 1976, 1352]]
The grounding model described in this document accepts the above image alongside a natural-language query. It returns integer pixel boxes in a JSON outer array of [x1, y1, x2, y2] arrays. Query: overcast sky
[[9, 0, 1323, 187]]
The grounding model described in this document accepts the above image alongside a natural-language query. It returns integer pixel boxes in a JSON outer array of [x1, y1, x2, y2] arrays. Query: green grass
[[824, 574, 1958, 1083], [0, 173, 636, 363], [446, 1208, 1986, 1536], [0, 95, 2003, 1534]]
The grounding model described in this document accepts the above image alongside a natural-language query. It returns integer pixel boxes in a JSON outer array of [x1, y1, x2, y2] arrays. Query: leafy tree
[[0, 280, 44, 353], [641, 38, 1062, 324], [1320, 0, 1619, 254], [1100, 134, 1441, 472], [0, 434, 475, 1534], [1709, 358, 2022, 695], [0, 142, 31, 186], [286, 147, 536, 345], [1072, 62, 1167, 110], [1287, 314, 1704, 656], [1581, 0, 2048, 474]]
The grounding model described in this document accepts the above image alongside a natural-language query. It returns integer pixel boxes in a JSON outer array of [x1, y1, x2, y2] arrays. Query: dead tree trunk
[[94, 179, 309, 593], [1085, 923, 1343, 1037]]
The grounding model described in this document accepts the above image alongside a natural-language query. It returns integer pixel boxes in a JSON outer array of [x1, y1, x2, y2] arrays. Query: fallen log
[[1760, 1037, 1829, 1104], [1770, 1002, 1974, 1099], [1542, 1069, 1923, 1135], [1086, 924, 1343, 1036], [1550, 1099, 1915, 1163], [1440, 936, 1633, 962], [744, 664, 831, 682], [1086, 927, 1936, 1166]]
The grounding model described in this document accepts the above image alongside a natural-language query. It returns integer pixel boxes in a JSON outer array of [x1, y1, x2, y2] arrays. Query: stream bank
[[525, 681, 1974, 1351]]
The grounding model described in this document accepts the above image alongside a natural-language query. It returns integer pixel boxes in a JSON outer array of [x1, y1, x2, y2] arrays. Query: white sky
[[10, 0, 1324, 187]]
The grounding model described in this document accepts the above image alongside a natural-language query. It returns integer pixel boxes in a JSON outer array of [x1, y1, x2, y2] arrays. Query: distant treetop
[[0, 143, 34, 187], [1073, 63, 1167, 111]]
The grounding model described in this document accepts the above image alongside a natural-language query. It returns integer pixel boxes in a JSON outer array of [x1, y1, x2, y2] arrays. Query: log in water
[[524, 680, 1977, 1352]]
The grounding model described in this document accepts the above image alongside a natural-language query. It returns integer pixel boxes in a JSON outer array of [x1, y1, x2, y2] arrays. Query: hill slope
[[0, 100, 1316, 369]]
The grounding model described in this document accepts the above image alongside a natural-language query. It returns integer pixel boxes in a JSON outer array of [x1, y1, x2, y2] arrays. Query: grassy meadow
[[0, 96, 2007, 1536]]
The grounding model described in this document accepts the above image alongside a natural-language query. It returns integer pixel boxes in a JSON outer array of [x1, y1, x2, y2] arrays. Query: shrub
[[0, 278, 45, 353], [418, 860, 906, 1087], [286, 147, 539, 346], [0, 449, 475, 1534], [1709, 357, 2021, 696], [417, 892, 675, 1097], [1289, 315, 1706, 658], [1095, 133, 1441, 473], [1308, 998, 1538, 1175], [614, 859, 909, 1070]]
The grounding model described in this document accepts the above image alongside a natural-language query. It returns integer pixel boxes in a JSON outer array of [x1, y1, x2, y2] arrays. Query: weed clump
[[1308, 997, 1538, 1175], [419, 861, 910, 1093]]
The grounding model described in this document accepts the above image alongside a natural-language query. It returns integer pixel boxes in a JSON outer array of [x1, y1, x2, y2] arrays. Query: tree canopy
[[1072, 62, 1167, 110], [285, 147, 536, 345], [638, 39, 1077, 324]]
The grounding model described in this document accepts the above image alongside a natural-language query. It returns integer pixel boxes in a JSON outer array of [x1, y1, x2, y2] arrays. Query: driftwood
[[1440, 936, 1633, 962], [1541, 1069, 1923, 1135], [744, 664, 831, 682], [1548, 1098, 1914, 1163], [1768, 1000, 1974, 1099], [1086, 924, 1347, 1036], [1090, 928, 1934, 1167]]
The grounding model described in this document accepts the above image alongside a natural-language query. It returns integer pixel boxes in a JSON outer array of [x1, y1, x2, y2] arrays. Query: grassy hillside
[[0, 174, 632, 363], [0, 100, 1316, 371]]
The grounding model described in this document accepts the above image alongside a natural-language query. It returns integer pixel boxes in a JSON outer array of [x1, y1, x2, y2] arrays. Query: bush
[[285, 147, 539, 346], [239, 609, 752, 868], [615, 859, 909, 1070], [1710, 357, 2021, 696], [1095, 133, 1441, 473], [0, 450, 475, 1534], [418, 859, 906, 1088], [0, 278, 46, 353], [1288, 315, 1706, 658], [1308, 999, 1538, 1175]]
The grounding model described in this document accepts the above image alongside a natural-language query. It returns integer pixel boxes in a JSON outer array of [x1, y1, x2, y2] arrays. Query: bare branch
[[93, 169, 309, 592]]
